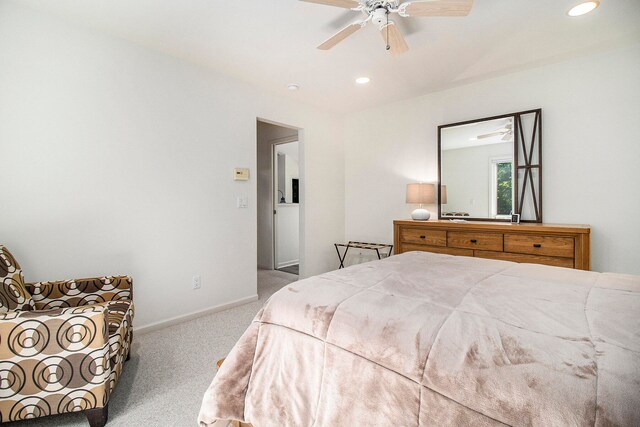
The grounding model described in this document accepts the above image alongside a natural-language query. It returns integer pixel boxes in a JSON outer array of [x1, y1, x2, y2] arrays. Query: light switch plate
[[234, 168, 249, 181]]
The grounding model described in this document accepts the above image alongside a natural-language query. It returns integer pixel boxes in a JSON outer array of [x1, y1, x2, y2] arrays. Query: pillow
[[0, 245, 35, 312]]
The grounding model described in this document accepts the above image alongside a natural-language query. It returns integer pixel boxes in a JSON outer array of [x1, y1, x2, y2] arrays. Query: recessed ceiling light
[[287, 83, 300, 91], [567, 1, 599, 17], [355, 77, 371, 85]]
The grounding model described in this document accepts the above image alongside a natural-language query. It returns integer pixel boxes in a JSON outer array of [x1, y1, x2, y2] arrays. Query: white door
[[273, 141, 299, 269]]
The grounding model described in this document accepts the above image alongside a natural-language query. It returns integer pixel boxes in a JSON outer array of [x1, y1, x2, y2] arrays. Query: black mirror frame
[[437, 108, 542, 223]]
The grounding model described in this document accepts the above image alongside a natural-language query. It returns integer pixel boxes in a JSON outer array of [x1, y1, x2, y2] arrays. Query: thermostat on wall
[[234, 168, 249, 181]]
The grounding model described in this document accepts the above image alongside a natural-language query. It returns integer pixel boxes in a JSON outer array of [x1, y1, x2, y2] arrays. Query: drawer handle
[[470, 239, 478, 244], [420, 235, 426, 239], [533, 243, 542, 248]]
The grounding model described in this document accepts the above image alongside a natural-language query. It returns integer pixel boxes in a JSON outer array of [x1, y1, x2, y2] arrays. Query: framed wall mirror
[[275, 141, 300, 204], [438, 109, 542, 222]]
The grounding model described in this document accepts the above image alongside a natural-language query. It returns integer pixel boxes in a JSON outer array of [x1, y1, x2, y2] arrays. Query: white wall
[[0, 2, 345, 329], [345, 42, 640, 275], [256, 122, 298, 270], [442, 142, 513, 217]]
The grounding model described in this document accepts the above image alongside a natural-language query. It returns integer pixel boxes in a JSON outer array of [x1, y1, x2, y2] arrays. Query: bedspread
[[198, 251, 640, 426]]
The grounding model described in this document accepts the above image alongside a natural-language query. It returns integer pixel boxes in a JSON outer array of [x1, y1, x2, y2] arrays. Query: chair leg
[[125, 330, 133, 361], [86, 404, 108, 427]]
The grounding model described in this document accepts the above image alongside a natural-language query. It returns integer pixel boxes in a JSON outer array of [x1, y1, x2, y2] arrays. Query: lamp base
[[411, 208, 431, 221]]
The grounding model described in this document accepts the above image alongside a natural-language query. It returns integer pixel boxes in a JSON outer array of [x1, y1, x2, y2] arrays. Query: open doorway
[[256, 120, 300, 276]]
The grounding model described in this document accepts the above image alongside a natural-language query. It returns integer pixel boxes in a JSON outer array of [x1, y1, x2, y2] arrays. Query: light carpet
[[6, 269, 297, 427]]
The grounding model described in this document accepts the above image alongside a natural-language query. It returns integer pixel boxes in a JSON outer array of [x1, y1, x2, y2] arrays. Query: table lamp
[[441, 185, 447, 204], [406, 183, 435, 221]]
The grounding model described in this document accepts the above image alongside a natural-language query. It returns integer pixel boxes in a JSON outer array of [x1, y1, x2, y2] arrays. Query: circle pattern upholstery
[[0, 245, 134, 422]]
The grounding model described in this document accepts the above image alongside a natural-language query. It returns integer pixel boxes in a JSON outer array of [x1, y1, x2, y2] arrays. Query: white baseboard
[[277, 259, 299, 269], [135, 294, 259, 335]]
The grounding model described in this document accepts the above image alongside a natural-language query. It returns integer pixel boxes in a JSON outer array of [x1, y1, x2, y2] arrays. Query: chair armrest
[[25, 275, 133, 310], [0, 306, 112, 419]]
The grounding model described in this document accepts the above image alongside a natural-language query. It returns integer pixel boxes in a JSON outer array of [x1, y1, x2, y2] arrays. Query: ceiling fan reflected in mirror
[[301, 0, 474, 55], [474, 122, 514, 142]]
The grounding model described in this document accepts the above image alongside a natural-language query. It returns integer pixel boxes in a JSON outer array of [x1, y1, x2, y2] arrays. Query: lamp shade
[[406, 183, 435, 204], [441, 185, 447, 204]]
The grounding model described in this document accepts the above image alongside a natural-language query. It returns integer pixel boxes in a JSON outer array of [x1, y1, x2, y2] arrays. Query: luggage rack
[[334, 241, 394, 269]]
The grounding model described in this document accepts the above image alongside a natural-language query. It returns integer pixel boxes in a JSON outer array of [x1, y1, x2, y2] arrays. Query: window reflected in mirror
[[440, 117, 514, 220]]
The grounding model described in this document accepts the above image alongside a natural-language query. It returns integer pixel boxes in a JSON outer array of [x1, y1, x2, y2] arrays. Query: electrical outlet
[[192, 275, 201, 290]]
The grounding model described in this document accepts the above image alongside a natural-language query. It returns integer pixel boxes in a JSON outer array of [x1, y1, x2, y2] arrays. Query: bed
[[198, 251, 640, 426]]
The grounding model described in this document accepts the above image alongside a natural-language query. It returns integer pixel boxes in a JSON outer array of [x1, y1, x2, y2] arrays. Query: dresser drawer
[[448, 231, 503, 252], [394, 220, 590, 270], [475, 250, 574, 268], [402, 244, 473, 257], [504, 234, 574, 258], [400, 228, 447, 247]]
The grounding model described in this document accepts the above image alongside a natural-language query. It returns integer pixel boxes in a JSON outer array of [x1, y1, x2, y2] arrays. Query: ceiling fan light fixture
[[355, 77, 371, 85], [567, 1, 599, 17], [304, 0, 474, 54]]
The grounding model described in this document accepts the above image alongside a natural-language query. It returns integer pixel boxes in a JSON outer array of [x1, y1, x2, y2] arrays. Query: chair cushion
[[0, 245, 35, 312]]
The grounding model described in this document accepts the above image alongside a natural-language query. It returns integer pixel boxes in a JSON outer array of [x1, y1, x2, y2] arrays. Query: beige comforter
[[199, 252, 640, 426]]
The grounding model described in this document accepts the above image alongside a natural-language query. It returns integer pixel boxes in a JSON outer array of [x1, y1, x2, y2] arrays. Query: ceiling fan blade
[[398, 0, 474, 17], [381, 22, 409, 55], [300, 0, 361, 9], [318, 22, 365, 50], [501, 132, 513, 141], [477, 131, 505, 139]]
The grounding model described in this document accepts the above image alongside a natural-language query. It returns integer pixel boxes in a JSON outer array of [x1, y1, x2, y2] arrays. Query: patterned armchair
[[0, 245, 134, 427]]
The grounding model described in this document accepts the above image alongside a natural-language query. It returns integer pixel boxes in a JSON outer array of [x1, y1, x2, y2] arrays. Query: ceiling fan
[[301, 0, 474, 55], [475, 122, 514, 141]]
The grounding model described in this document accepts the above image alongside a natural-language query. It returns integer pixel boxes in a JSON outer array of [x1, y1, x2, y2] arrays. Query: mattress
[[199, 251, 640, 426]]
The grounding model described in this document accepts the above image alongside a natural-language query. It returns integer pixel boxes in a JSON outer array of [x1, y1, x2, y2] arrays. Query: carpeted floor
[[6, 269, 297, 427]]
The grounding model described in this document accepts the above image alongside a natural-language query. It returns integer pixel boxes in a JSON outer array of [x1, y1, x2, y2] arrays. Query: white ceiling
[[13, 0, 640, 113]]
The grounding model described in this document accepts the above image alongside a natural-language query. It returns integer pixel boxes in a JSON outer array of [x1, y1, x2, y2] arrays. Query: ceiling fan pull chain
[[385, 10, 390, 51]]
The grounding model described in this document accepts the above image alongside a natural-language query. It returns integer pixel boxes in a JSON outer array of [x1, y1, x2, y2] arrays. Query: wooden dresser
[[393, 220, 591, 270]]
